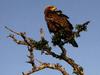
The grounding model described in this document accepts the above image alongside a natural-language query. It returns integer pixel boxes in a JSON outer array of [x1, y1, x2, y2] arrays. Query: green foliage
[[75, 21, 90, 37], [35, 38, 51, 52], [75, 24, 87, 32]]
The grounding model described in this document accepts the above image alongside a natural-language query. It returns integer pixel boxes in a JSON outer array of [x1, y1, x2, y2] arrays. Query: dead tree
[[5, 21, 90, 75]]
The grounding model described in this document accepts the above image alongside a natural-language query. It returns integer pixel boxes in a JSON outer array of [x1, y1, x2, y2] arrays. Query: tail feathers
[[69, 39, 78, 47]]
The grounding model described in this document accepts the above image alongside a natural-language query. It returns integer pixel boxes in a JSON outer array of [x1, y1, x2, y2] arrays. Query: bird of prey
[[44, 6, 78, 47]]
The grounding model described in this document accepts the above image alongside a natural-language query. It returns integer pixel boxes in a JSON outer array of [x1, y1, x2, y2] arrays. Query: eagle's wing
[[55, 10, 69, 19]]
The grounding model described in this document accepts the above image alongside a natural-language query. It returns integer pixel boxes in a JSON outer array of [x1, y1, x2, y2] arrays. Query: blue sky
[[0, 0, 100, 75]]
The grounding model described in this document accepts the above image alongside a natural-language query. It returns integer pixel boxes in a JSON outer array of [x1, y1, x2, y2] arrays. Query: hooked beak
[[51, 6, 57, 11]]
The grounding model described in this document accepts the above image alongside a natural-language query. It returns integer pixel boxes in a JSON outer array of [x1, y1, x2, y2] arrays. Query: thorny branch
[[5, 21, 89, 75]]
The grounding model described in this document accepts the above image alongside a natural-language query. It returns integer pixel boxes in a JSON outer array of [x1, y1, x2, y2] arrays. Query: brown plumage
[[44, 6, 78, 47], [44, 6, 73, 33]]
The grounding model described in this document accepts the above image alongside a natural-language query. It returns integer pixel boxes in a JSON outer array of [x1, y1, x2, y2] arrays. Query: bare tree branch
[[23, 63, 69, 75]]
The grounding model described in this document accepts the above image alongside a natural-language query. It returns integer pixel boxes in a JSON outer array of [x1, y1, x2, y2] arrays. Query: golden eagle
[[44, 6, 78, 47]]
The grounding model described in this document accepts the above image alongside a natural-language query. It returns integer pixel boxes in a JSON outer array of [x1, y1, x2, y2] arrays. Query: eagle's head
[[46, 6, 57, 11], [44, 6, 57, 13]]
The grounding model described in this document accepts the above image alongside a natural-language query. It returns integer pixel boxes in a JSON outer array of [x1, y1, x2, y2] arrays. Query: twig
[[8, 34, 27, 45], [27, 46, 36, 68], [40, 28, 45, 39], [5, 26, 21, 35]]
